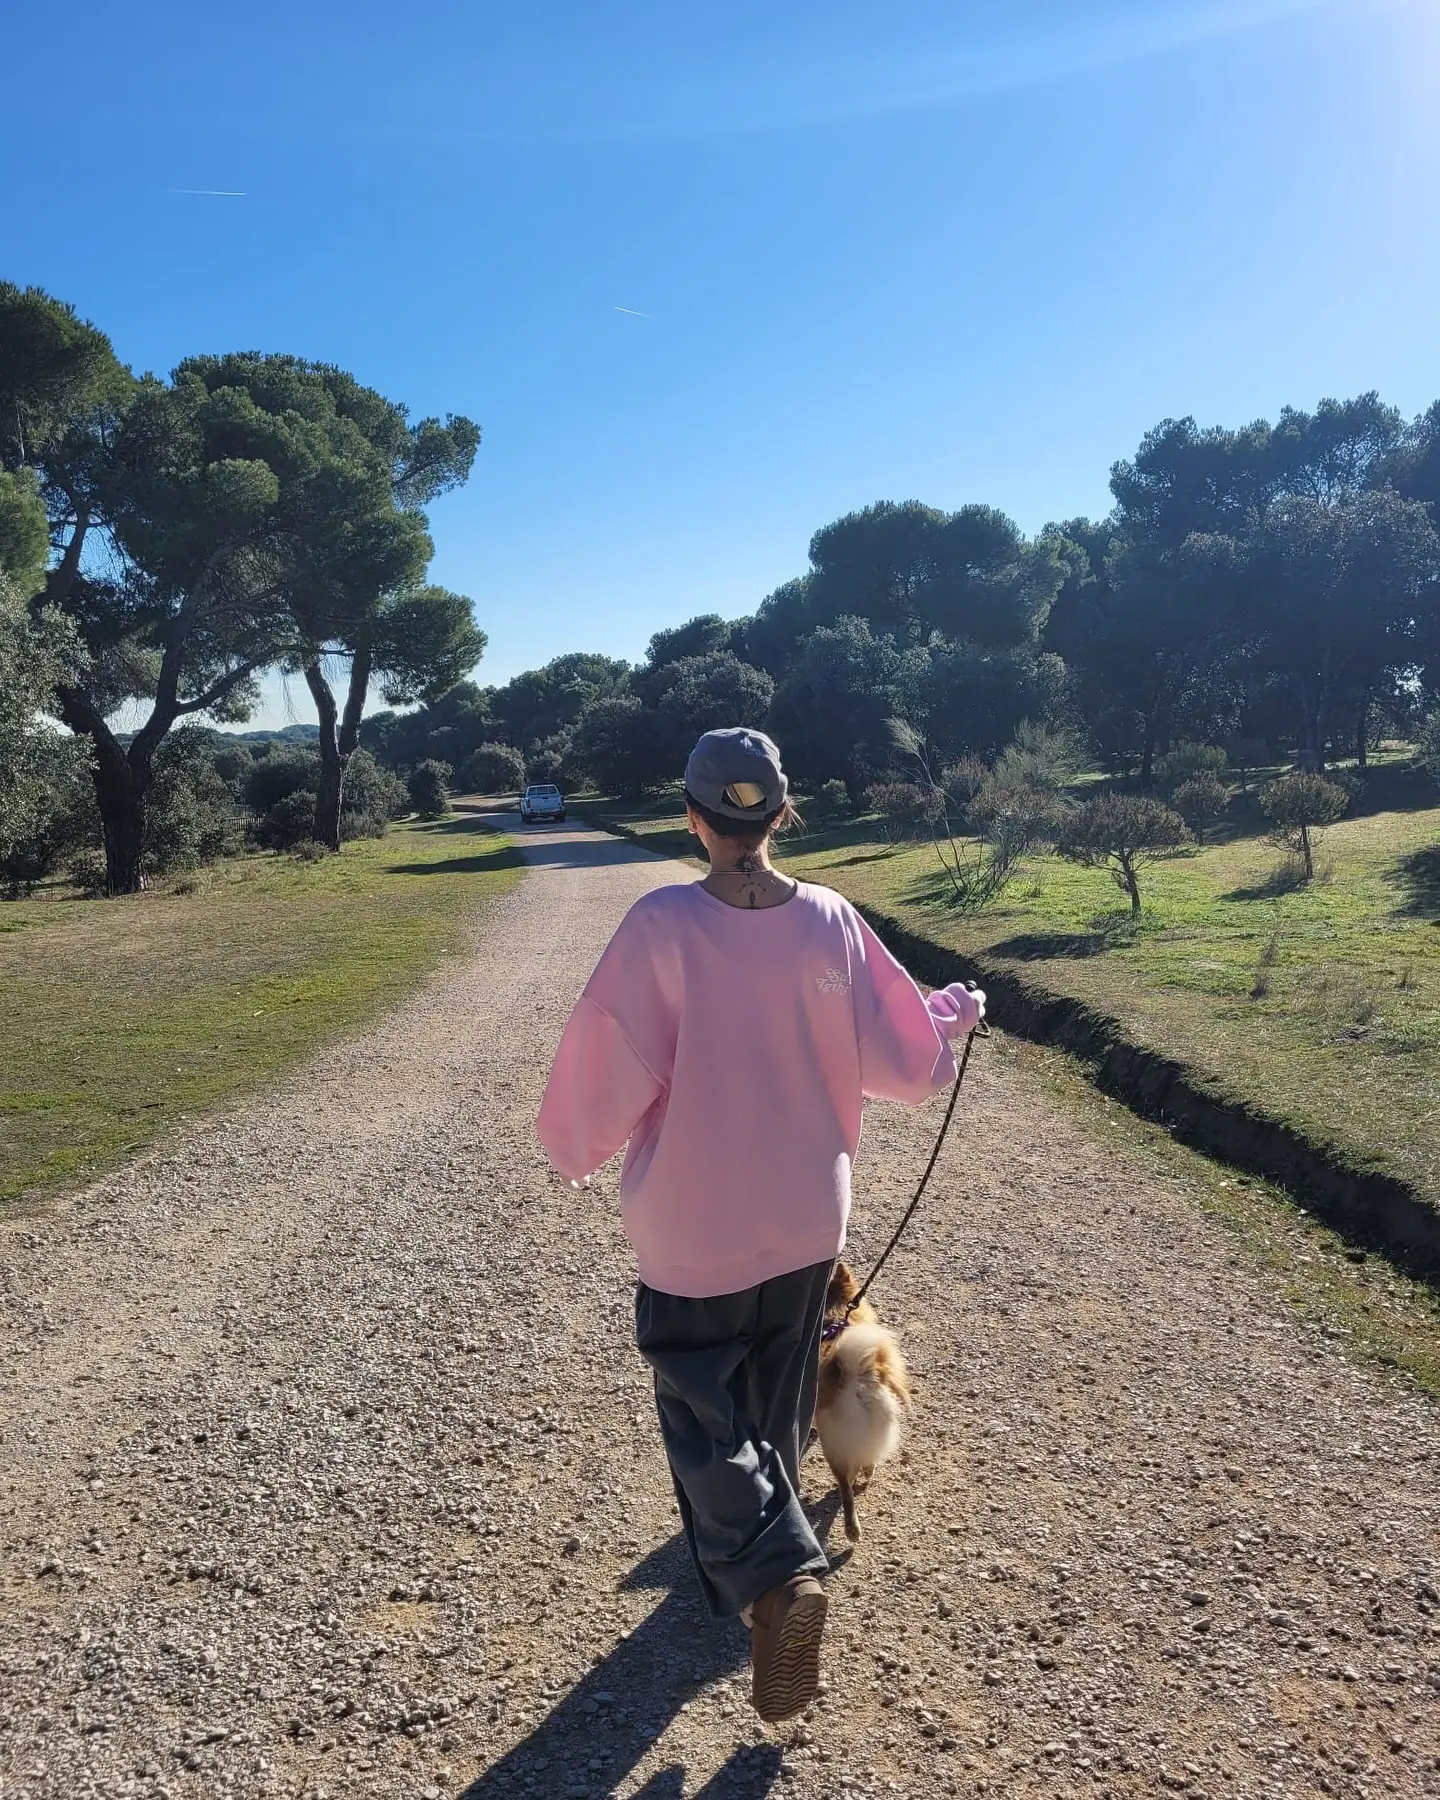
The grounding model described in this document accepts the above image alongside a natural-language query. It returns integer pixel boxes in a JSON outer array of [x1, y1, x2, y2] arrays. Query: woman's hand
[[930, 980, 986, 1039]]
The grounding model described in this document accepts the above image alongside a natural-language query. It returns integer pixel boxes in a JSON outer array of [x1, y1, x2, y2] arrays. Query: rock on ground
[[1, 821, 1437, 1800]]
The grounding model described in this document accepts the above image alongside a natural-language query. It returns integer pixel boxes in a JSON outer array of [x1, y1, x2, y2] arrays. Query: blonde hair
[[684, 790, 804, 847]]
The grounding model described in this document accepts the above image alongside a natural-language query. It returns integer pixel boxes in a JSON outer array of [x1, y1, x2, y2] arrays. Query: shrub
[[144, 728, 247, 876], [340, 749, 406, 841], [69, 850, 108, 898], [865, 781, 943, 845], [0, 734, 97, 897], [1056, 794, 1190, 914], [1259, 771, 1349, 881], [890, 719, 1060, 910], [243, 748, 321, 816], [991, 721, 1083, 794], [950, 778, 1063, 907], [459, 741, 526, 796], [255, 789, 320, 851], [812, 778, 851, 821], [407, 759, 453, 820], [1171, 772, 1230, 843], [1153, 740, 1227, 799], [941, 756, 993, 807]]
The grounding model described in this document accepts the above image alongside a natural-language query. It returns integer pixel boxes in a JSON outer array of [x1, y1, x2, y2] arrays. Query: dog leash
[[822, 1018, 987, 1343]]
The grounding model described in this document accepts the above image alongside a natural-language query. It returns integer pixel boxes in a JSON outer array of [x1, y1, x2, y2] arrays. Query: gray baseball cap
[[684, 727, 789, 820]]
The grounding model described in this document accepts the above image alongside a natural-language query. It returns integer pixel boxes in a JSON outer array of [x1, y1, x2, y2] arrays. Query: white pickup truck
[[518, 783, 566, 823]]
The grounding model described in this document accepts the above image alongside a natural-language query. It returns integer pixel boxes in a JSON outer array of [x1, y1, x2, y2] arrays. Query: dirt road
[[2, 820, 1437, 1800]]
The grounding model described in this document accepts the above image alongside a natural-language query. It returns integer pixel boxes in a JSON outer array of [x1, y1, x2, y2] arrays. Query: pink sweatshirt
[[536, 879, 962, 1299]]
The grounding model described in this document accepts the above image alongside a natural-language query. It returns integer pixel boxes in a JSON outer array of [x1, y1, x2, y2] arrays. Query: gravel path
[[2, 820, 1438, 1800]]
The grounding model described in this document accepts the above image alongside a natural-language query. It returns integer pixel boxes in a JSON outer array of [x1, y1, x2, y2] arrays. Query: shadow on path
[[455, 1533, 783, 1800], [388, 818, 661, 878], [386, 843, 527, 877], [480, 818, 681, 874]]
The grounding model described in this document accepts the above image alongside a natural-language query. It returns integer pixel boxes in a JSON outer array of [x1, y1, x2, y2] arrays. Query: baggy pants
[[634, 1258, 832, 1618]]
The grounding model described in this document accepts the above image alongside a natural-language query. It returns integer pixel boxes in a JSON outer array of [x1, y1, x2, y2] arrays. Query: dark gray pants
[[635, 1258, 832, 1619]]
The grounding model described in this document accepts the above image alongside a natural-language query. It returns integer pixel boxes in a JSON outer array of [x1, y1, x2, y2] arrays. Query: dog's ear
[[827, 1261, 859, 1306]]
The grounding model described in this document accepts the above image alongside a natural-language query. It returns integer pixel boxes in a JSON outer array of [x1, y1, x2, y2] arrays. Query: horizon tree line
[[4, 279, 1440, 898]]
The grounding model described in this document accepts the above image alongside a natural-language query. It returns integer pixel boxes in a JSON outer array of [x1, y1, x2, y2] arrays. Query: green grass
[[0, 815, 522, 1205], [573, 763, 1440, 1217]]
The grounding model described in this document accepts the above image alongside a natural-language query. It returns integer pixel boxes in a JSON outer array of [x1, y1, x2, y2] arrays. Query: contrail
[[613, 305, 653, 318], [169, 188, 247, 197]]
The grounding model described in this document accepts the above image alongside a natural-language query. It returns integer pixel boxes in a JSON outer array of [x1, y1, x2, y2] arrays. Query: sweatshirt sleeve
[[536, 994, 665, 1183], [851, 911, 958, 1105]]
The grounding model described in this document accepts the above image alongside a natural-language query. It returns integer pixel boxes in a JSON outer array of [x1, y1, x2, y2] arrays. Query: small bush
[[1055, 794, 1190, 915], [1171, 772, 1230, 843], [255, 790, 320, 851], [459, 742, 526, 796], [145, 733, 247, 876], [811, 778, 851, 821], [890, 720, 1061, 911], [1259, 771, 1349, 881], [991, 721, 1082, 794], [341, 749, 406, 841], [940, 756, 992, 807], [288, 838, 329, 863], [865, 781, 943, 845], [1153, 740, 1227, 799], [1, 736, 100, 897], [242, 748, 321, 815], [408, 759, 453, 820], [69, 850, 108, 898]]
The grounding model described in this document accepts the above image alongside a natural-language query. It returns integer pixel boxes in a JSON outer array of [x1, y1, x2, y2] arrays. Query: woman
[[536, 726, 985, 1723]]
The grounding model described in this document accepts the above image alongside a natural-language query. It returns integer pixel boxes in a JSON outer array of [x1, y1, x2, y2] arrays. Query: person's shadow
[[456, 1503, 845, 1800]]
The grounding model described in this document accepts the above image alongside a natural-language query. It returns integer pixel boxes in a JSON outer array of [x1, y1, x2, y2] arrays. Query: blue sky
[[8, 0, 1440, 726]]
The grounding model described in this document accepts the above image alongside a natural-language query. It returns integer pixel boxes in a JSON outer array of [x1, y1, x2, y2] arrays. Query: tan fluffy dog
[[814, 1262, 913, 1542]]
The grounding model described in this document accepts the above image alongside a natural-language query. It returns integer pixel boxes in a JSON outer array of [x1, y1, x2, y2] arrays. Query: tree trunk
[[1119, 853, 1142, 914], [1299, 821, 1314, 882], [92, 740, 151, 896], [306, 646, 372, 851], [1355, 691, 1369, 770], [52, 679, 155, 896], [305, 662, 345, 851]]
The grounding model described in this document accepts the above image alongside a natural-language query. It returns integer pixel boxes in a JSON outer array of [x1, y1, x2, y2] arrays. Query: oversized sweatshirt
[[535, 879, 963, 1298]]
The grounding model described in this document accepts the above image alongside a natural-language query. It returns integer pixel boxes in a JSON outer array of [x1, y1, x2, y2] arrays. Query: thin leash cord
[[844, 1023, 985, 1321]]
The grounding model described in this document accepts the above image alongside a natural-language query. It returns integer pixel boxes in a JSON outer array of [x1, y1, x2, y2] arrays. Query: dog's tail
[[831, 1321, 912, 1410], [818, 1322, 911, 1470]]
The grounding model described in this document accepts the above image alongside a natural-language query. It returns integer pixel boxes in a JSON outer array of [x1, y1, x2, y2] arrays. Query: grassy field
[[0, 815, 522, 1205], [572, 761, 1440, 1219]]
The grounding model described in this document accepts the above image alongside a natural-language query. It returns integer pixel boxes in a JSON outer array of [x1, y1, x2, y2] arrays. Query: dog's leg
[[837, 1470, 861, 1543]]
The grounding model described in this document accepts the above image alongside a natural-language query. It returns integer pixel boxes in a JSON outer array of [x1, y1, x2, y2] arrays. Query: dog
[[814, 1261, 913, 1542]]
